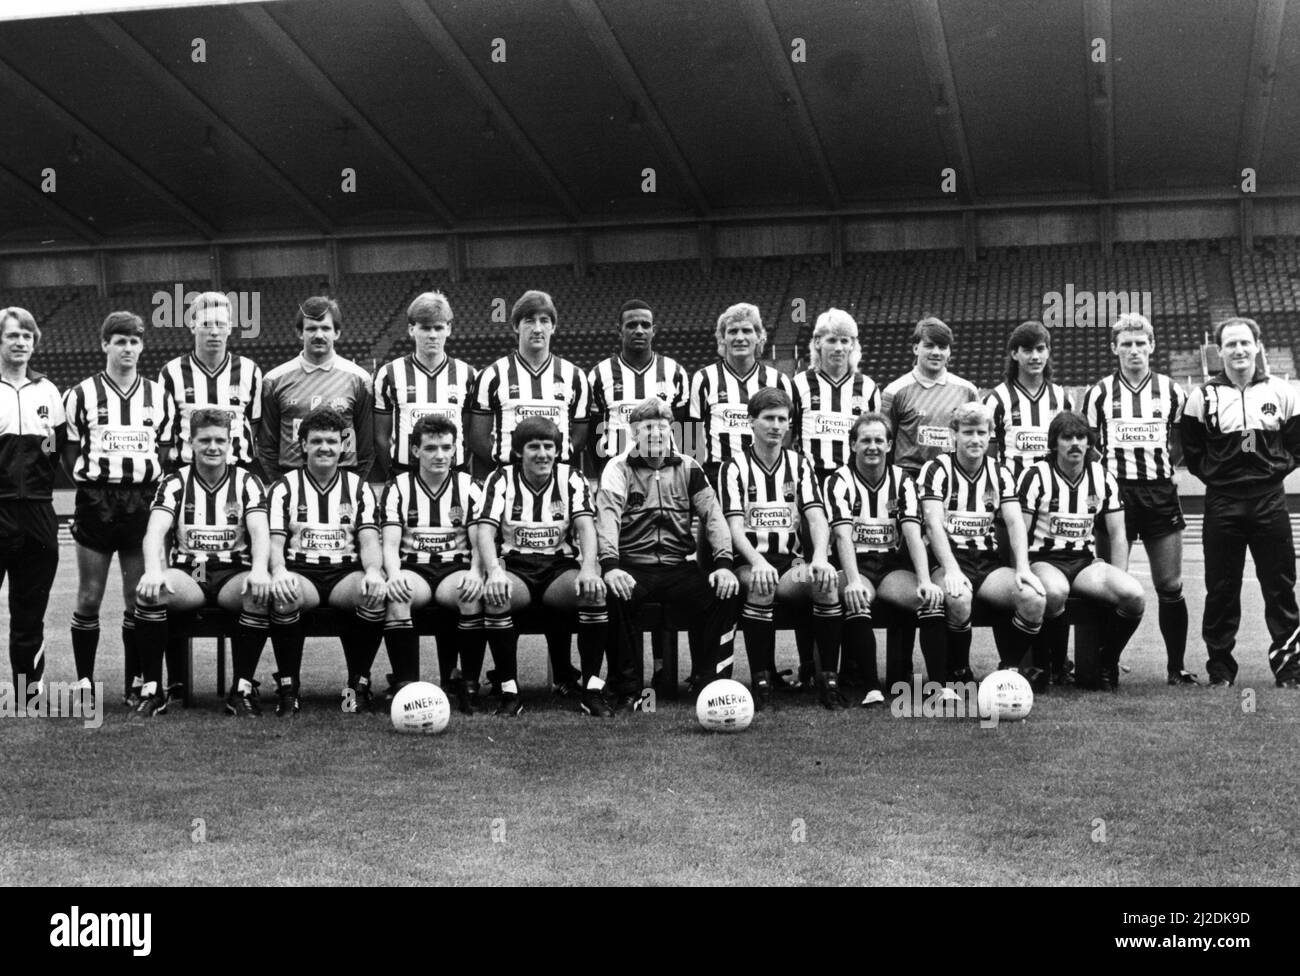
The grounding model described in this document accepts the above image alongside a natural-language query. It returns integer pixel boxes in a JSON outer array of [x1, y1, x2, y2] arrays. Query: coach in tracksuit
[[0, 306, 65, 688], [597, 396, 740, 706], [1181, 317, 1300, 688]]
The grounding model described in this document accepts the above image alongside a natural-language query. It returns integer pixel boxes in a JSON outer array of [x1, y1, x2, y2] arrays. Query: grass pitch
[[3, 544, 1299, 886]]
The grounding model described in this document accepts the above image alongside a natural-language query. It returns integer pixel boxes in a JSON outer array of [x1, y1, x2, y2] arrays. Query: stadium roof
[[2, 0, 1299, 249]]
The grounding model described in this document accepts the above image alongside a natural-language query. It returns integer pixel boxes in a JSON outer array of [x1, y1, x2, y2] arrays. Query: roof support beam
[[736, 0, 841, 209], [0, 56, 217, 238], [84, 15, 335, 235], [909, 0, 976, 205], [566, 0, 711, 216], [1084, 0, 1115, 197], [237, 4, 457, 227], [1236, 0, 1287, 182], [0, 162, 104, 245], [396, 0, 583, 222]]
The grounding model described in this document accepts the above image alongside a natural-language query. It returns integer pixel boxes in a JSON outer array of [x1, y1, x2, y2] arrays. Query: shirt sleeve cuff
[[712, 555, 734, 570], [600, 557, 620, 574]]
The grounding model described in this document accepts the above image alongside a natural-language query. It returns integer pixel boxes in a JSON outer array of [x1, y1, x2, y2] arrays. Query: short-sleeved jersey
[[471, 354, 590, 465], [881, 370, 980, 473], [1018, 458, 1122, 557], [984, 379, 1073, 479], [825, 462, 920, 556], [268, 468, 378, 569], [588, 353, 689, 459], [791, 368, 882, 476], [1082, 371, 1186, 482], [476, 462, 592, 559], [380, 470, 479, 566], [259, 355, 375, 480], [374, 354, 477, 468], [0, 373, 65, 501], [152, 465, 266, 570], [720, 447, 824, 560], [159, 353, 263, 467], [918, 454, 1017, 555], [689, 361, 793, 467], [63, 373, 176, 485]]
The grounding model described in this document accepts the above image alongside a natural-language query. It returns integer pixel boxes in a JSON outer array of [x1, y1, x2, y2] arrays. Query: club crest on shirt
[[310, 396, 322, 411], [224, 500, 242, 520], [549, 498, 565, 520], [851, 395, 867, 413], [1086, 494, 1100, 514], [783, 480, 796, 502], [37, 405, 49, 419], [338, 503, 354, 524], [1263, 402, 1279, 417], [449, 506, 464, 526], [627, 490, 645, 511]]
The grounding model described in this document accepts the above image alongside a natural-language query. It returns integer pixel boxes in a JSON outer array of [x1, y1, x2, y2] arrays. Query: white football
[[390, 681, 451, 734], [978, 669, 1034, 722], [695, 679, 754, 733]]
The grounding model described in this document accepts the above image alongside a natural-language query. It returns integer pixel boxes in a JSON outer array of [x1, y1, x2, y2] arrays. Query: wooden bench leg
[[661, 626, 679, 701], [1073, 612, 1103, 685]]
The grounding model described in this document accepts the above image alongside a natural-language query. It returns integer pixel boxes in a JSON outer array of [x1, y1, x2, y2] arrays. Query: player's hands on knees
[[842, 577, 870, 614], [361, 568, 387, 609], [916, 580, 944, 611], [1015, 569, 1045, 597], [385, 570, 414, 604], [269, 568, 299, 605], [484, 566, 512, 607], [575, 567, 605, 602], [243, 567, 272, 605], [604, 568, 636, 601], [135, 570, 173, 604], [944, 571, 971, 600], [710, 567, 739, 600], [808, 557, 837, 593], [458, 571, 485, 605], [749, 559, 779, 598]]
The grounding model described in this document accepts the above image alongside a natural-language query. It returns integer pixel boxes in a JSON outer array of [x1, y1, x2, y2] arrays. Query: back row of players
[[2, 287, 1298, 719]]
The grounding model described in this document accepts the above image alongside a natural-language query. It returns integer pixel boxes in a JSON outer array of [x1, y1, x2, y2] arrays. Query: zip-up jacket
[[596, 448, 733, 572], [0, 372, 66, 501], [1181, 369, 1300, 496]]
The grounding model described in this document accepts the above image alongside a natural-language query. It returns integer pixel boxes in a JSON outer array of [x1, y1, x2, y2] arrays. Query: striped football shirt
[[588, 353, 690, 460], [918, 454, 1017, 556], [791, 368, 882, 477], [1018, 457, 1122, 557], [259, 355, 375, 481], [720, 446, 824, 559], [159, 352, 262, 467], [151, 465, 266, 570], [1082, 371, 1186, 482], [380, 470, 479, 567], [475, 462, 592, 559], [63, 372, 176, 485], [374, 354, 477, 468], [825, 462, 920, 556], [881, 370, 979, 474], [268, 468, 378, 569], [984, 379, 1073, 480], [471, 354, 590, 465], [689, 361, 793, 467]]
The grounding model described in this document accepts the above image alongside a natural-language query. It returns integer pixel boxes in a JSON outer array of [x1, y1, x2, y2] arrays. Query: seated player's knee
[[945, 594, 971, 625], [1118, 581, 1146, 616], [385, 599, 411, 622], [576, 592, 605, 610], [1017, 586, 1047, 621], [457, 599, 483, 616]]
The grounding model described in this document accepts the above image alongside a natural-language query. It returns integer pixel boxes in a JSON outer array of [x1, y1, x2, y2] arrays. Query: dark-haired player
[[473, 417, 607, 717], [1182, 316, 1300, 688], [588, 299, 690, 469], [380, 414, 486, 714], [920, 402, 1045, 684], [259, 295, 375, 482], [1083, 313, 1192, 685], [265, 408, 386, 716], [63, 311, 177, 706], [0, 306, 65, 691], [468, 290, 588, 697], [1019, 412, 1145, 691], [134, 408, 272, 716], [826, 412, 945, 706], [985, 321, 1072, 482], [721, 387, 840, 709]]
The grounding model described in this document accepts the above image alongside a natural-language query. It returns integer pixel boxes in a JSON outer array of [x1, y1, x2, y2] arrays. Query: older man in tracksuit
[[1182, 317, 1300, 688], [597, 396, 741, 708]]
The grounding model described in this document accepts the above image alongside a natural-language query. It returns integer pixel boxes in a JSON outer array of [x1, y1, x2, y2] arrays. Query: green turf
[[3, 546, 1299, 886]]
